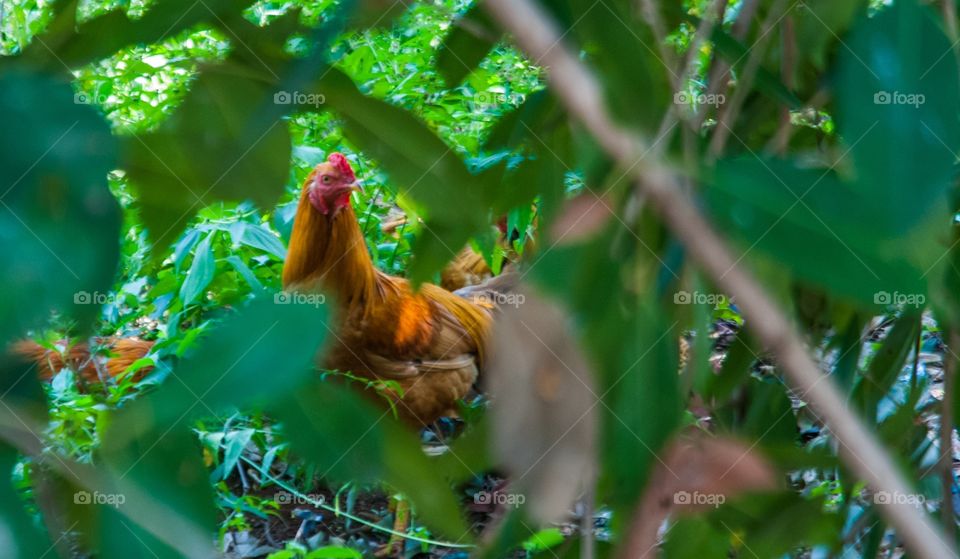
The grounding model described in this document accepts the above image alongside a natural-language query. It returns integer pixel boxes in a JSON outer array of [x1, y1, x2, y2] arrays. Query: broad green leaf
[[238, 222, 287, 260], [0, 68, 120, 345], [104, 295, 329, 443], [437, 4, 499, 86], [179, 232, 215, 305], [124, 64, 291, 253], [836, 0, 960, 227], [566, 0, 669, 132], [273, 381, 471, 540], [707, 157, 943, 304]]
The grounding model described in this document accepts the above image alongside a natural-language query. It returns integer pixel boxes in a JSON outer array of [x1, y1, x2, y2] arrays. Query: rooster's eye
[[321, 175, 332, 185]]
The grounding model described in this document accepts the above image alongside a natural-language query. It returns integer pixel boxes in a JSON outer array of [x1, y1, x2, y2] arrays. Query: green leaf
[[226, 255, 264, 292], [305, 546, 363, 559], [104, 295, 330, 443], [238, 222, 287, 260], [222, 428, 255, 480], [124, 65, 291, 253], [179, 231, 215, 306], [835, 0, 960, 227], [662, 517, 729, 557], [273, 381, 471, 540], [566, 0, 669, 132], [437, 5, 499, 86], [851, 313, 921, 420], [96, 429, 216, 559], [707, 157, 943, 304], [522, 528, 565, 552], [0, 68, 121, 345]]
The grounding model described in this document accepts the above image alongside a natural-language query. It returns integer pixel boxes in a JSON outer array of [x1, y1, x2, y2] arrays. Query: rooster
[[283, 152, 502, 426]]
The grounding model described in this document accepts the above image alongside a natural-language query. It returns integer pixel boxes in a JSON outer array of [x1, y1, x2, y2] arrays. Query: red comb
[[327, 152, 356, 183]]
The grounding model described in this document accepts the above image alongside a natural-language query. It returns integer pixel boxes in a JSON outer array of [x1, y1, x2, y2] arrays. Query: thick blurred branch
[[482, 0, 957, 557]]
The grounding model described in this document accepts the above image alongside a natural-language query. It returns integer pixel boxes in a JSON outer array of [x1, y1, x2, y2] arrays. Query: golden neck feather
[[282, 187, 378, 308]]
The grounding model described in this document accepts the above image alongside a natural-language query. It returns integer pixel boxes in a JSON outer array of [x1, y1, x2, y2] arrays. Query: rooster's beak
[[349, 180, 363, 192]]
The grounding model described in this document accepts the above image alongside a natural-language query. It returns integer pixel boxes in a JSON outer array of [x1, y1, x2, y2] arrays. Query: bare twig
[[482, 0, 958, 557], [709, 0, 788, 158], [693, 0, 760, 131], [942, 332, 958, 541], [770, 14, 795, 155], [637, 0, 679, 88], [653, 0, 729, 145]]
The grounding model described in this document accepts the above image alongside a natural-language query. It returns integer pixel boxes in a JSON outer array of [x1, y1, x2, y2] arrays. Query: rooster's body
[[283, 153, 498, 425]]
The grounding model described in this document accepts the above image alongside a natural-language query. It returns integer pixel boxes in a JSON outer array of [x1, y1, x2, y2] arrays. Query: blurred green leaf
[[437, 4, 499, 86], [0, 68, 120, 343], [566, 0, 669, 133], [273, 380, 471, 540], [835, 0, 960, 227], [707, 157, 941, 304], [124, 65, 292, 253], [104, 295, 329, 442], [23, 0, 242, 69]]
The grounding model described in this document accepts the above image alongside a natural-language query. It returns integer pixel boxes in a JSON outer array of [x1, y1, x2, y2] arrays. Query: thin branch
[[693, 0, 760, 131], [770, 14, 795, 155], [652, 0, 729, 147], [482, 1, 958, 557], [943, 332, 957, 541], [708, 0, 788, 159]]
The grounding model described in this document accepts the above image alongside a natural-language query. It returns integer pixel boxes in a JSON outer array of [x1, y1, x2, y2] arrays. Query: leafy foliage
[[3, 0, 960, 557]]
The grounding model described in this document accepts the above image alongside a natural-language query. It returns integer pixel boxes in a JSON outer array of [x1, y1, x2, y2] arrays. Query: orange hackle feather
[[283, 155, 493, 425]]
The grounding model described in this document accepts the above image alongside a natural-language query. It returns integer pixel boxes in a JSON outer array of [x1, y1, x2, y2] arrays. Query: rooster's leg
[[375, 494, 410, 558]]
